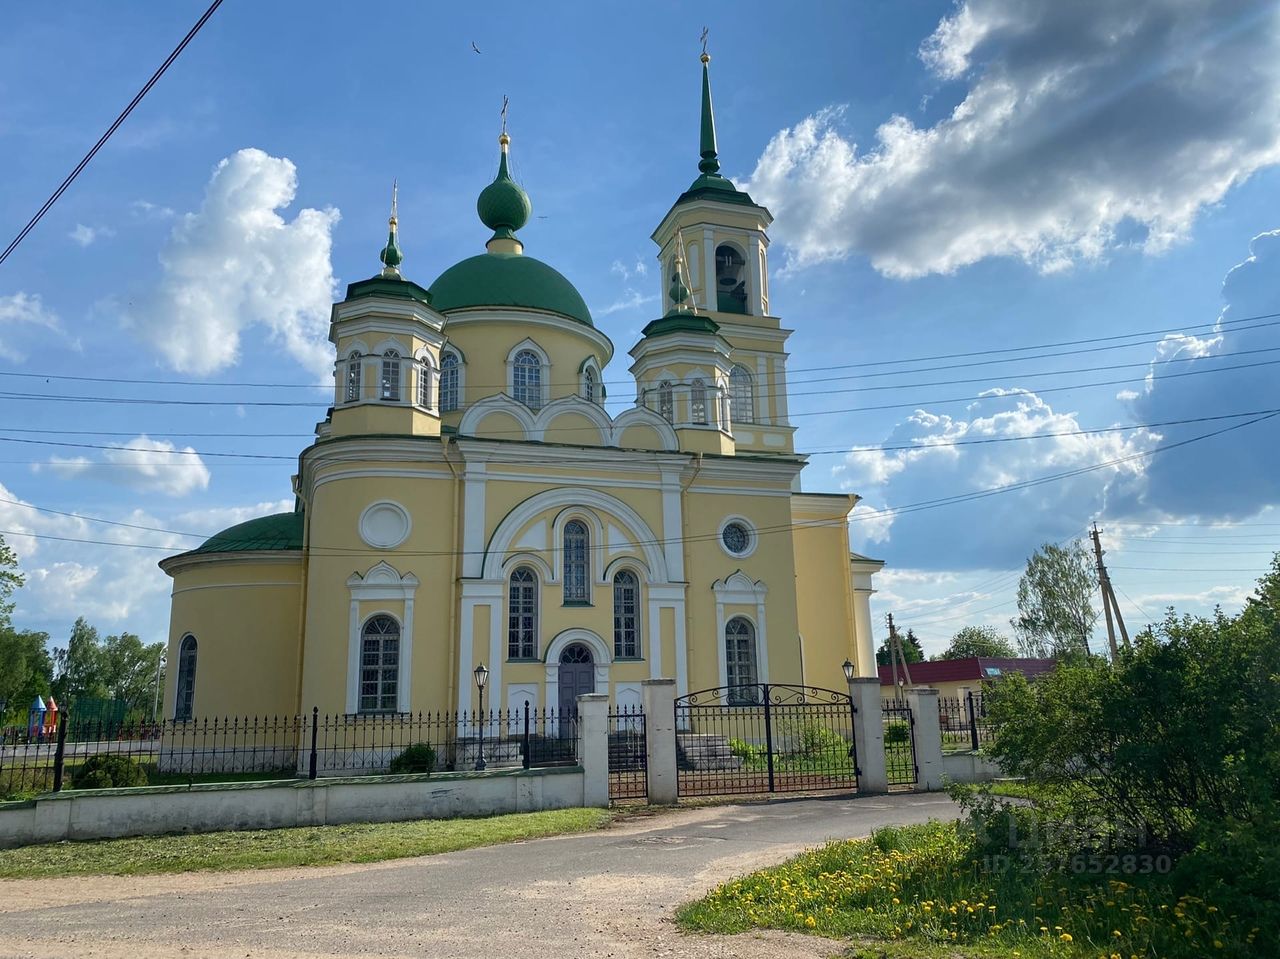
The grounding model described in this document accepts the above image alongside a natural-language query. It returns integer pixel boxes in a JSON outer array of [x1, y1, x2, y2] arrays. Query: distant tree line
[[0, 534, 163, 725]]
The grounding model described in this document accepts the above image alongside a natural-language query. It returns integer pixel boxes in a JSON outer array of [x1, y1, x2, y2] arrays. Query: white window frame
[[174, 633, 197, 720], [507, 340, 549, 410], [730, 364, 755, 425], [658, 380, 674, 423], [344, 351, 362, 404], [508, 566, 540, 660], [345, 562, 418, 714], [690, 378, 708, 426], [381, 349, 402, 402], [415, 352, 436, 411], [358, 614, 402, 714], [612, 569, 641, 659], [562, 519, 590, 605], [440, 348, 462, 412]]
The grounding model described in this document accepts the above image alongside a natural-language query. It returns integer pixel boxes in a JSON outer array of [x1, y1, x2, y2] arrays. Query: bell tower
[[648, 45, 795, 456], [325, 184, 448, 440]]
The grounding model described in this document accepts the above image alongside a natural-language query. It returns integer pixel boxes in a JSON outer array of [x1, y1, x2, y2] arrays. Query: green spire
[[698, 51, 719, 176], [379, 179, 403, 277]]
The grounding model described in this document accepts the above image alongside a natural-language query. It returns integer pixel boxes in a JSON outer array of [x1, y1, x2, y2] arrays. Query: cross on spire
[[700, 26, 709, 58], [500, 95, 509, 136]]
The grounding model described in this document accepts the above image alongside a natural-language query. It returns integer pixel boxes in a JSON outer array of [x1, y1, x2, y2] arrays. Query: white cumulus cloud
[[69, 224, 114, 247], [0, 292, 61, 361], [742, 0, 1280, 278], [839, 389, 1150, 568], [123, 148, 340, 377], [41, 435, 212, 498]]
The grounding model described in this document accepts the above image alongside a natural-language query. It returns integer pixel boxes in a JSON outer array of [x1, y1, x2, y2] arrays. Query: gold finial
[[700, 26, 710, 62]]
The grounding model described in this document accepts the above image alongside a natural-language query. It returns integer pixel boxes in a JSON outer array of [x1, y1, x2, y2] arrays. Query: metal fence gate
[[607, 705, 647, 800], [673, 684, 859, 797], [881, 699, 918, 788]]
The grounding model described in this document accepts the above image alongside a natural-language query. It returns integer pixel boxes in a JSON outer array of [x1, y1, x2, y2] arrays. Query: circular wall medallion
[[359, 501, 411, 549], [719, 517, 756, 558]]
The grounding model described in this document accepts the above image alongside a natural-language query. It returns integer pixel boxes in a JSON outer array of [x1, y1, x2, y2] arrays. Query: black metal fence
[[0, 704, 580, 801], [674, 684, 858, 797], [938, 692, 993, 752], [607, 705, 647, 801], [881, 699, 918, 788]]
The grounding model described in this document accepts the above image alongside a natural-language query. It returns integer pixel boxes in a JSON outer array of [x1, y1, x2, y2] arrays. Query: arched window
[[174, 634, 197, 721], [381, 350, 401, 402], [508, 567, 538, 659], [440, 351, 459, 412], [563, 520, 589, 604], [690, 379, 708, 425], [513, 349, 542, 409], [417, 357, 434, 409], [613, 570, 640, 658], [583, 366, 598, 403], [729, 365, 755, 425], [359, 615, 400, 713], [725, 616, 759, 703], [658, 381, 674, 423], [715, 244, 748, 314], [344, 351, 362, 403]]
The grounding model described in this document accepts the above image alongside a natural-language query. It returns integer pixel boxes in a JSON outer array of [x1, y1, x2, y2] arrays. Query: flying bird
[[471, 41, 481, 54]]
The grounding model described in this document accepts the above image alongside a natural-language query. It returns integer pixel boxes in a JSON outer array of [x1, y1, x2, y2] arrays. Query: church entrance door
[[557, 643, 595, 725]]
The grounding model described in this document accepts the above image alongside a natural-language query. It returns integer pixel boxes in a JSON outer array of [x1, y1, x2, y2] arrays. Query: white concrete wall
[[0, 766, 585, 849], [941, 751, 1005, 784]]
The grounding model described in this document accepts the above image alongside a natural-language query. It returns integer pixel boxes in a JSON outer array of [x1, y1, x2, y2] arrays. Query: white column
[[345, 599, 361, 714], [747, 234, 763, 316], [907, 688, 943, 792], [577, 693, 610, 807], [702, 228, 716, 312], [850, 677, 887, 794], [398, 597, 415, 714], [755, 599, 770, 683], [755, 355, 770, 426], [659, 469, 684, 581], [461, 462, 487, 578], [647, 599, 662, 679], [642, 679, 678, 804]]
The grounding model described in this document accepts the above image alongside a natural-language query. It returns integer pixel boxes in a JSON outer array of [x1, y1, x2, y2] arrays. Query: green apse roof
[[191, 512, 304, 554], [428, 252, 594, 327]]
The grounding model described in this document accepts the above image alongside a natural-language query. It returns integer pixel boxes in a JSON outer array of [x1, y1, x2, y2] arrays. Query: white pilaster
[[461, 462, 488, 578]]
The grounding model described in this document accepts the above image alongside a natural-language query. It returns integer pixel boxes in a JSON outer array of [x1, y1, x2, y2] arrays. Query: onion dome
[[477, 133, 532, 240], [379, 180, 403, 276]]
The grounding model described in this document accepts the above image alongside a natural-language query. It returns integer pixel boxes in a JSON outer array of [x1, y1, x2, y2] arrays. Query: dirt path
[[0, 793, 959, 958]]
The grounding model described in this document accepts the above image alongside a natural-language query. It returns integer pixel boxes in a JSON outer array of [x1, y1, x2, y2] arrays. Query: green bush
[[883, 720, 910, 745], [727, 738, 765, 765], [388, 743, 436, 775], [70, 755, 149, 789]]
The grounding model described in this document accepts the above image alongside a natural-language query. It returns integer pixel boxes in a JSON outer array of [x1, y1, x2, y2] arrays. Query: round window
[[721, 521, 752, 556]]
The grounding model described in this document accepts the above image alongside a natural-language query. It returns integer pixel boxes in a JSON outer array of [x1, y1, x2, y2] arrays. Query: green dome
[[192, 512, 304, 554], [477, 146, 531, 233], [429, 252, 594, 327]]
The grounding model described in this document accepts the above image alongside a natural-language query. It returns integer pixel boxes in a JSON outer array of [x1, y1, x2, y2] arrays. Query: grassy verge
[[678, 821, 1256, 958], [0, 807, 614, 879]]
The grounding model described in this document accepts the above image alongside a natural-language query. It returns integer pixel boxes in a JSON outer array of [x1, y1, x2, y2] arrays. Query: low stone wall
[[941, 751, 1004, 784], [0, 765, 585, 849]]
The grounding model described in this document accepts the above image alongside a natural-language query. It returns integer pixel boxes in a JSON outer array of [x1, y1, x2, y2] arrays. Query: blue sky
[[1, 0, 1278, 657]]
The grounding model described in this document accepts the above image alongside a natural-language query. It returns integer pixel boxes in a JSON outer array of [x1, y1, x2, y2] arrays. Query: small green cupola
[[379, 179, 404, 277], [477, 132, 532, 252], [641, 242, 719, 337]]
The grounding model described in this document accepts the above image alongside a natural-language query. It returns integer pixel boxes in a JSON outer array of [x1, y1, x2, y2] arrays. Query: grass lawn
[[678, 821, 1255, 958], [0, 807, 615, 879]]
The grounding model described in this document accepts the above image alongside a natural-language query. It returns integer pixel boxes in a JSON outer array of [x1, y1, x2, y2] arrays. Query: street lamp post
[[473, 662, 489, 771], [841, 659, 855, 684]]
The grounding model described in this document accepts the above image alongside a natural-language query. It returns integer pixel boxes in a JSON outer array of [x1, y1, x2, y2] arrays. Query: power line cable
[[0, 0, 226, 266], [4, 409, 1272, 556], [2, 407, 1273, 465]]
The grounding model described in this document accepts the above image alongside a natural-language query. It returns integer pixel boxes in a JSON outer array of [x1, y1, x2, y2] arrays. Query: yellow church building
[[158, 53, 885, 724]]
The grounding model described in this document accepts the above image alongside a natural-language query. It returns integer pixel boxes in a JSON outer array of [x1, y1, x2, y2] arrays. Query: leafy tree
[[935, 625, 1016, 660], [986, 553, 1280, 854], [876, 628, 925, 666], [99, 632, 165, 713], [0, 628, 52, 721], [1011, 540, 1098, 657], [0, 532, 22, 626], [51, 617, 106, 704]]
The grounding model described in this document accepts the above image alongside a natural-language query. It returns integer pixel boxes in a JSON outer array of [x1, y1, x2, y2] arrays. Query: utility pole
[[1090, 523, 1130, 657], [886, 613, 913, 693]]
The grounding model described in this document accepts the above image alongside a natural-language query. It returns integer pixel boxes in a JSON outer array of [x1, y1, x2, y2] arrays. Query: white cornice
[[159, 550, 304, 578]]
